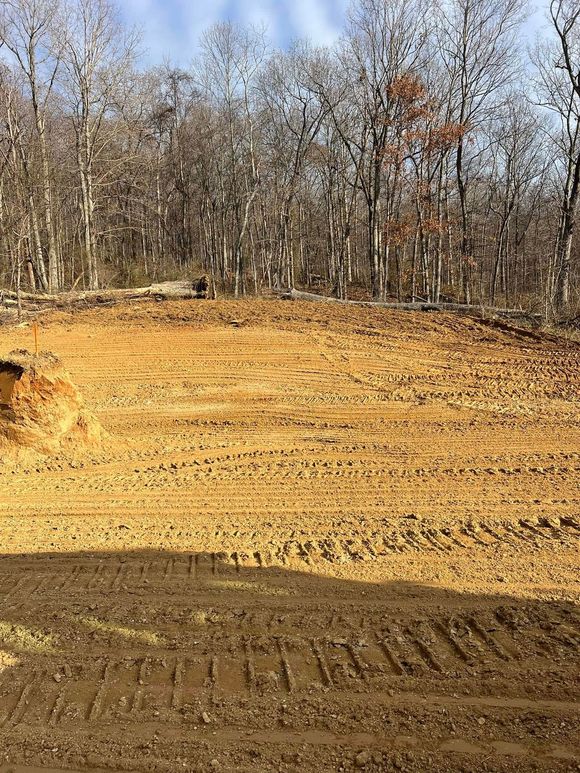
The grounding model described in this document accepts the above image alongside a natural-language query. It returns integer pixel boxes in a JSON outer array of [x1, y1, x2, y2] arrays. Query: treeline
[[0, 0, 579, 313]]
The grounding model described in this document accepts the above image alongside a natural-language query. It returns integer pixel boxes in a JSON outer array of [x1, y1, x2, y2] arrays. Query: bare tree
[[59, 0, 138, 289], [0, 0, 576, 313], [488, 96, 547, 305], [198, 22, 266, 297], [0, 69, 49, 289], [340, 0, 428, 299], [535, 0, 580, 310], [0, 0, 62, 290], [259, 43, 330, 290], [436, 0, 526, 302]]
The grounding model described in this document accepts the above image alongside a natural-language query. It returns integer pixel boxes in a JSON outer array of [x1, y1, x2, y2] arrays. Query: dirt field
[[0, 300, 578, 772]]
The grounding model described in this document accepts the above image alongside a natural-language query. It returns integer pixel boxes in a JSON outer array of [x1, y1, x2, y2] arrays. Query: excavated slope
[[0, 349, 102, 456]]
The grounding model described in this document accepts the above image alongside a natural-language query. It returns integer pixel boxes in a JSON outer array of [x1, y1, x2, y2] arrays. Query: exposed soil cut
[[0, 301, 578, 772], [0, 350, 102, 456]]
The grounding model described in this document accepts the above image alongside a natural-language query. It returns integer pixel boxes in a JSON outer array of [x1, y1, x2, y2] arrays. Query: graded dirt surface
[[0, 300, 578, 772]]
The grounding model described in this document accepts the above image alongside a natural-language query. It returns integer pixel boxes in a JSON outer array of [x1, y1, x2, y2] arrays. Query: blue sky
[[121, 0, 350, 65], [120, 0, 549, 67]]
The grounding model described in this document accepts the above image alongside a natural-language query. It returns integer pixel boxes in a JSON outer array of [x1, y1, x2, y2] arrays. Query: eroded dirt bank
[[0, 301, 578, 772]]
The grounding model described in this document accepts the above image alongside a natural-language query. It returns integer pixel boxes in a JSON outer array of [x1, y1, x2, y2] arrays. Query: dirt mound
[[0, 349, 102, 454]]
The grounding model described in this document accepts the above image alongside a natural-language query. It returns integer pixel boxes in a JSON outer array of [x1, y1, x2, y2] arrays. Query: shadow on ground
[[0, 549, 578, 772]]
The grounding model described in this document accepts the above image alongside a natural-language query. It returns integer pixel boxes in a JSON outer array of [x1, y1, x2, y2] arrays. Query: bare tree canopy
[[0, 0, 578, 315]]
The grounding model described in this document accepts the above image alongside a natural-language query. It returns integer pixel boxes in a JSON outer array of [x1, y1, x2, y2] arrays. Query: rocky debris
[[256, 670, 280, 693], [355, 750, 371, 767], [0, 349, 103, 454]]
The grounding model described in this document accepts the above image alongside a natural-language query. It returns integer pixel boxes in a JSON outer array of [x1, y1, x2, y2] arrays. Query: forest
[[0, 0, 578, 314]]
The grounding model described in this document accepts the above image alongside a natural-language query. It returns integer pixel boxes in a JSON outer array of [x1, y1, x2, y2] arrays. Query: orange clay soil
[[0, 350, 103, 456], [0, 300, 578, 773]]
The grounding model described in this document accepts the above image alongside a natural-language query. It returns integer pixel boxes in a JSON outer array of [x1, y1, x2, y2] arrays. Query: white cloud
[[285, 0, 343, 46], [121, 0, 347, 65], [121, 0, 177, 63], [239, 0, 282, 42]]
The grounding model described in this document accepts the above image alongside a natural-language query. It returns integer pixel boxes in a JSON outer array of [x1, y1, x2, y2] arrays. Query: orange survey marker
[[32, 321, 39, 355]]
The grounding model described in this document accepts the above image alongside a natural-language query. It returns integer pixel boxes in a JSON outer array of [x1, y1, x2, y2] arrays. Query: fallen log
[[278, 288, 542, 321], [0, 279, 210, 311]]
